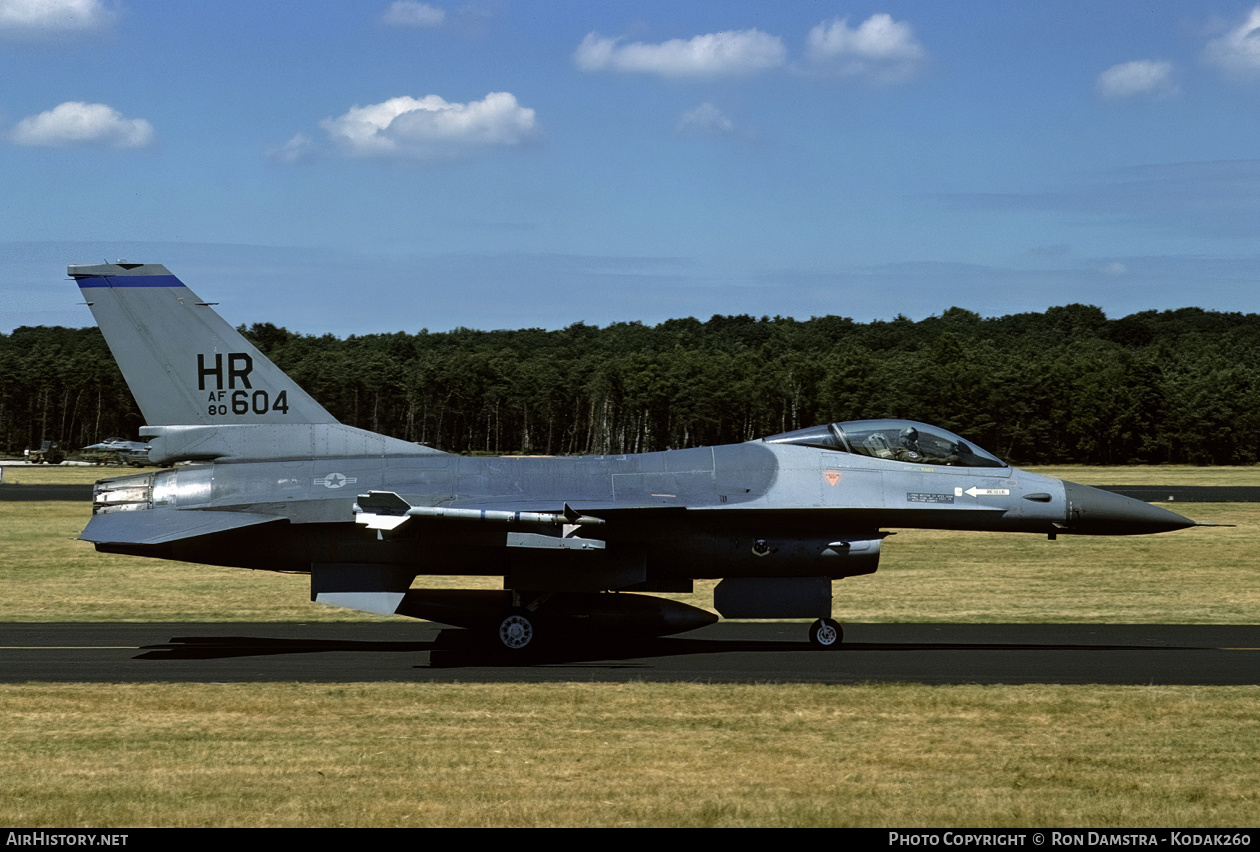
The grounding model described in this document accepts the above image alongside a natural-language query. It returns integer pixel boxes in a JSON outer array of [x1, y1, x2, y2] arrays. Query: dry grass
[[0, 500, 326, 622], [834, 502, 1257, 624], [1, 682, 1256, 828], [0, 464, 125, 485]]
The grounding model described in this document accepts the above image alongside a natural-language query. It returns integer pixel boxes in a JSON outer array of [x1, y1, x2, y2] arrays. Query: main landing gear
[[487, 593, 841, 652], [497, 609, 536, 651], [809, 618, 844, 649], [494, 592, 550, 653]]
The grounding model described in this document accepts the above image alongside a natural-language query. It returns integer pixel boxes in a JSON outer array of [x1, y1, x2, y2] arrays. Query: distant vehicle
[[82, 437, 151, 466], [73, 263, 1203, 653], [24, 440, 64, 465]]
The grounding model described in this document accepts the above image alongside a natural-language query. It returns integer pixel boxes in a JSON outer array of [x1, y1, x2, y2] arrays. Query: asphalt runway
[[1097, 485, 1260, 502], [2, 622, 1257, 685], [0, 484, 94, 500]]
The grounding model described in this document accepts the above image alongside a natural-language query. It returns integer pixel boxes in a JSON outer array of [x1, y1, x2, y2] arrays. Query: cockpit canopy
[[763, 419, 1007, 469]]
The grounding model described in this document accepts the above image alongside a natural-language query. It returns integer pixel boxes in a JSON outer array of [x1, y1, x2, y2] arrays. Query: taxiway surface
[[2, 622, 1256, 685]]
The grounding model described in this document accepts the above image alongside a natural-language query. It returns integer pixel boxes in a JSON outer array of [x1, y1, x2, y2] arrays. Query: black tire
[[497, 609, 536, 651], [809, 618, 843, 649]]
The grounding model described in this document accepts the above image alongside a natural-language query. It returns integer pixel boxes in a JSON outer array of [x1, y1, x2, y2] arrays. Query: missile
[[354, 490, 605, 532]]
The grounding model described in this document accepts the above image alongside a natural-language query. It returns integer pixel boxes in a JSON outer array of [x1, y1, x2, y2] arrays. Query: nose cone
[[1062, 481, 1195, 535]]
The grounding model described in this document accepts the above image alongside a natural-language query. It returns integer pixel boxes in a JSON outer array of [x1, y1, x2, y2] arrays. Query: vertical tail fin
[[70, 262, 439, 462], [70, 263, 337, 427]]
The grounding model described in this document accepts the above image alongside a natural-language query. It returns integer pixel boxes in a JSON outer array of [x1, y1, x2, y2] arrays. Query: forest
[[2, 303, 1258, 466]]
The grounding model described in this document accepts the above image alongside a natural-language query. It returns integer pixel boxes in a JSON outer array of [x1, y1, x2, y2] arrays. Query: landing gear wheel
[[497, 610, 536, 651], [809, 618, 843, 649]]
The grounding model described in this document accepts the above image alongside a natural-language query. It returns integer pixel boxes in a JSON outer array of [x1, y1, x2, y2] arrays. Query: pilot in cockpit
[[895, 426, 962, 465], [894, 426, 923, 461]]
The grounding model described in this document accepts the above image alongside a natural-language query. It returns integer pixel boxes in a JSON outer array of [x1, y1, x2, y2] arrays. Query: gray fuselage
[[90, 438, 1171, 591]]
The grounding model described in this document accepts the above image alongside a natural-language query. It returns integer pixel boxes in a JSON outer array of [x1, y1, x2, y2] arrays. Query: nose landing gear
[[809, 618, 843, 649]]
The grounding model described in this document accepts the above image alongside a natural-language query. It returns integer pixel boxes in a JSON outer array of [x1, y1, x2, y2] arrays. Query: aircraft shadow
[[133, 630, 1200, 665], [134, 636, 434, 660], [427, 637, 1201, 668]]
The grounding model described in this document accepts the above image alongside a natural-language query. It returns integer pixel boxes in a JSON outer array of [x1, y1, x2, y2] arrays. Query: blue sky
[[4, 1, 1260, 335]]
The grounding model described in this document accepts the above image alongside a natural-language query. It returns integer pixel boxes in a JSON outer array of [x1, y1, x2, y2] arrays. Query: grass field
[[1, 462, 1256, 827], [0, 463, 126, 485], [2, 682, 1257, 828]]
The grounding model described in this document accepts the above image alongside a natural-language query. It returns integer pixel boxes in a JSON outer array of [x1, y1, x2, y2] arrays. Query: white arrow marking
[[965, 486, 1010, 498]]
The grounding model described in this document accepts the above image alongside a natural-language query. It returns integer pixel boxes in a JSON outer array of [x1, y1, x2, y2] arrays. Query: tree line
[[2, 303, 1258, 465]]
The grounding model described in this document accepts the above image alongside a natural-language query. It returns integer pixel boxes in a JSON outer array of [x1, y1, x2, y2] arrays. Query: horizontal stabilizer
[[81, 509, 284, 545]]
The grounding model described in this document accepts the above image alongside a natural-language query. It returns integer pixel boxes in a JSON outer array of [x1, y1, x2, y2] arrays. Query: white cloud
[[1103, 262, 1129, 276], [804, 14, 927, 83], [676, 102, 734, 135], [1204, 7, 1260, 77], [320, 92, 536, 160], [0, 0, 113, 35], [1096, 60, 1177, 99], [266, 133, 315, 164], [381, 2, 444, 28], [11, 101, 153, 148], [574, 29, 785, 78]]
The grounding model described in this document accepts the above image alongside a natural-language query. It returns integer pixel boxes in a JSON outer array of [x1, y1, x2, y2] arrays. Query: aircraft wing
[[81, 509, 286, 546]]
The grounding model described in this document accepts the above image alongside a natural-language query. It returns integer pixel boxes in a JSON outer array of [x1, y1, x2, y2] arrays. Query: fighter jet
[[72, 262, 1199, 652], [82, 437, 151, 466]]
